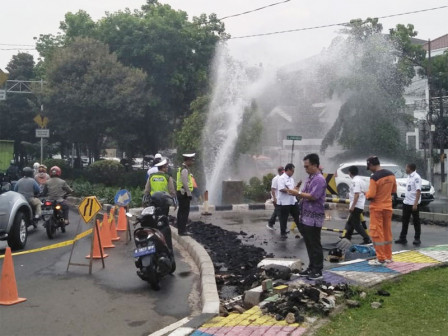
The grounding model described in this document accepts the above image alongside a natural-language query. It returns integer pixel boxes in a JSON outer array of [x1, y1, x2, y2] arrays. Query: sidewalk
[[184, 244, 448, 336]]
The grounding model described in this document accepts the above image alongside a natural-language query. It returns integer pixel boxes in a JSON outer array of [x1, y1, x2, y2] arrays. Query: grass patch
[[314, 265, 448, 336]]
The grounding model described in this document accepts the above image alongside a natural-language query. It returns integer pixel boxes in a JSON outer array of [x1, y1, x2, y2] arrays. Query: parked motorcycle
[[132, 192, 175, 290], [42, 199, 66, 239]]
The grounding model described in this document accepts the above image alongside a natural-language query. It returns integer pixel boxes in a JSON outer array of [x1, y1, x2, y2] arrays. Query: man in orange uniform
[[365, 156, 397, 266]]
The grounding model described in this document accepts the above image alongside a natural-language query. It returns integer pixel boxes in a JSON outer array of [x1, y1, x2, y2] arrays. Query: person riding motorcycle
[[33, 162, 40, 176], [143, 159, 177, 214], [6, 160, 20, 182], [35, 164, 50, 194], [42, 166, 73, 225], [14, 167, 42, 220]]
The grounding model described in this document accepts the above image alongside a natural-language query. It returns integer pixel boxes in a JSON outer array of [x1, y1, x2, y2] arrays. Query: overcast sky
[[1, 0, 447, 71]]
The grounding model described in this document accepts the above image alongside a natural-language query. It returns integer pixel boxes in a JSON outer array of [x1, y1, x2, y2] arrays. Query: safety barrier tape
[[0, 228, 93, 259]]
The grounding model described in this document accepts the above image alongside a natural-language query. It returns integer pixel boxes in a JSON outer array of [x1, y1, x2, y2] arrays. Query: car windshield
[[383, 165, 407, 178]]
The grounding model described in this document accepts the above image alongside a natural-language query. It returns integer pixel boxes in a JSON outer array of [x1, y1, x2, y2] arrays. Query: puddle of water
[[177, 271, 192, 278]]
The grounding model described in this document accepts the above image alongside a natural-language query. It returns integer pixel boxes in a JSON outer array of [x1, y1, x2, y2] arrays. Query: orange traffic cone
[[116, 206, 127, 231], [0, 247, 27, 305], [109, 208, 120, 241], [86, 221, 109, 259], [100, 216, 115, 249]]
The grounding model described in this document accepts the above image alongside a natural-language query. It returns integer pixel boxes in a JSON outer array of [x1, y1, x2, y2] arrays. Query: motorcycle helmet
[[33, 162, 40, 170], [23, 167, 34, 178], [150, 192, 174, 208], [50, 166, 62, 177]]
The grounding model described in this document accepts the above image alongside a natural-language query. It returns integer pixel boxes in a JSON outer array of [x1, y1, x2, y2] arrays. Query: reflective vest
[[176, 166, 193, 191], [149, 172, 169, 195]]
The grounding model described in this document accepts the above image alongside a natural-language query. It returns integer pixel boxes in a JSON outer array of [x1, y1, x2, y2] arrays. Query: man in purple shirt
[[288, 153, 326, 280]]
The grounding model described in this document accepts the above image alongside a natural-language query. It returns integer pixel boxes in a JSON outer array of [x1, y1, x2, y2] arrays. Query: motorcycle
[[42, 199, 66, 239], [132, 192, 176, 290]]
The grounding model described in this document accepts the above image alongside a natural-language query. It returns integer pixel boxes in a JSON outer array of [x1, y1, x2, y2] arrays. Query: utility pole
[[427, 39, 434, 185]]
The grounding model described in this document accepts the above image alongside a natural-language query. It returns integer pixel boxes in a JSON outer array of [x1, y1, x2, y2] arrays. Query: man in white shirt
[[342, 166, 371, 244], [277, 163, 300, 239], [267, 166, 284, 230], [395, 163, 422, 245]]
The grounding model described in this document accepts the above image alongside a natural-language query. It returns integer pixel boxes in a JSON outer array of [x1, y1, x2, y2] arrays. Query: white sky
[[1, 0, 447, 71]]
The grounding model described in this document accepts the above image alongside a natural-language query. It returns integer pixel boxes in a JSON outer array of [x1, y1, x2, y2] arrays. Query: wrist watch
[[298, 191, 302, 196]]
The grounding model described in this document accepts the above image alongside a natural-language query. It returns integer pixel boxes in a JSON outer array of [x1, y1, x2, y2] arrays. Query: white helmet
[[33, 162, 40, 169]]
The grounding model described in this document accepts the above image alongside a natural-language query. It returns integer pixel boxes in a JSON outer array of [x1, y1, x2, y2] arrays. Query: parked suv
[[335, 162, 435, 207]]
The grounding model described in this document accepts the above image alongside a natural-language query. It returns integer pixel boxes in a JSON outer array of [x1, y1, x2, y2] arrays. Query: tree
[[43, 37, 149, 160], [0, 53, 41, 162], [36, 1, 228, 154], [320, 19, 426, 159]]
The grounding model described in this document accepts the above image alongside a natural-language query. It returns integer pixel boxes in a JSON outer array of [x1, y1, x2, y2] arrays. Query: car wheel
[[337, 184, 350, 199], [7, 210, 28, 250]]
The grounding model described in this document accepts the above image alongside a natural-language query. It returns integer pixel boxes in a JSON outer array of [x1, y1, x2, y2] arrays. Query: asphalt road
[[190, 207, 448, 268], [0, 209, 200, 336]]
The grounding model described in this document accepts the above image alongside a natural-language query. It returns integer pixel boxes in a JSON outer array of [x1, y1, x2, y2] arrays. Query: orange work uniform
[[366, 169, 397, 262]]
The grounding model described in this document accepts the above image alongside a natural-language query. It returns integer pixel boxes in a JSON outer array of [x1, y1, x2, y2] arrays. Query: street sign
[[0, 90, 5, 101], [114, 189, 132, 207], [0, 69, 7, 86], [286, 135, 302, 141], [35, 129, 50, 138], [78, 196, 102, 223], [33, 114, 49, 128]]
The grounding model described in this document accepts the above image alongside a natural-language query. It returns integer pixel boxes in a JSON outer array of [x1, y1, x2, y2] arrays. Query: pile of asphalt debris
[[188, 221, 273, 296], [261, 282, 354, 323]]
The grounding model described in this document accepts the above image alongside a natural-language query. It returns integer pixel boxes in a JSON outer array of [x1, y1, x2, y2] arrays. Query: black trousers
[[176, 192, 190, 234], [400, 204, 421, 240], [268, 203, 280, 225], [299, 223, 323, 273], [279, 203, 300, 235], [344, 207, 370, 241]]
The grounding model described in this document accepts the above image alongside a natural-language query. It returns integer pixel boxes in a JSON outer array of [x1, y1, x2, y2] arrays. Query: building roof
[[423, 34, 448, 51]]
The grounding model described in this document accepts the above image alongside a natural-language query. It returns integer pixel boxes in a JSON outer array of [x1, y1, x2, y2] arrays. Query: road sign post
[[286, 135, 302, 163], [67, 196, 104, 274]]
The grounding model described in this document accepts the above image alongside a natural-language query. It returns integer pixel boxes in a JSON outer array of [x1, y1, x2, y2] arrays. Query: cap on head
[[182, 153, 195, 159], [155, 159, 167, 167], [366, 156, 380, 170], [154, 153, 162, 159], [23, 167, 34, 177]]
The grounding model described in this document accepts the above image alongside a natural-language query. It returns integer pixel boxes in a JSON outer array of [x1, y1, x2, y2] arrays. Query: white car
[[335, 162, 435, 207]]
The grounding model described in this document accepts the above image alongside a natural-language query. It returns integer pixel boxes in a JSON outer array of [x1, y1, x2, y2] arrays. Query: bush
[[72, 180, 144, 208], [244, 176, 271, 202], [87, 160, 125, 186]]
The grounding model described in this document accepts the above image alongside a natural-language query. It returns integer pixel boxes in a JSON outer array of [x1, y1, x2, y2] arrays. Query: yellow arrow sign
[[33, 114, 49, 128], [0, 69, 8, 86], [78, 196, 102, 224]]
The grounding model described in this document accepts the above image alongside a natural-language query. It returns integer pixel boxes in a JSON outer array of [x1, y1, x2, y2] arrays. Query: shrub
[[244, 176, 270, 202], [87, 160, 125, 186]]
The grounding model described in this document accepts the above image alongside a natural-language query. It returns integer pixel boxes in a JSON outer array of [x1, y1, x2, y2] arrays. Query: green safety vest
[[176, 166, 193, 192], [149, 172, 169, 195]]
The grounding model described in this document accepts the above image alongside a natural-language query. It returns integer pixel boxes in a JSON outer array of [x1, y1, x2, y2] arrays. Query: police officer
[[395, 163, 422, 245], [146, 153, 163, 180], [143, 159, 177, 214], [176, 153, 195, 235]]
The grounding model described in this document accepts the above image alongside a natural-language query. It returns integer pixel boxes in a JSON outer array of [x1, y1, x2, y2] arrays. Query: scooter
[[42, 199, 66, 239], [132, 192, 176, 290]]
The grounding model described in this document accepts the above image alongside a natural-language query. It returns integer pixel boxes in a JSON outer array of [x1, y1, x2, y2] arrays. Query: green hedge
[[72, 180, 144, 208], [243, 173, 274, 202]]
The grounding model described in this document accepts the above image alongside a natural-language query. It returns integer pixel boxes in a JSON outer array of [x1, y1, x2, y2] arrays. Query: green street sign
[[287, 135, 302, 141]]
